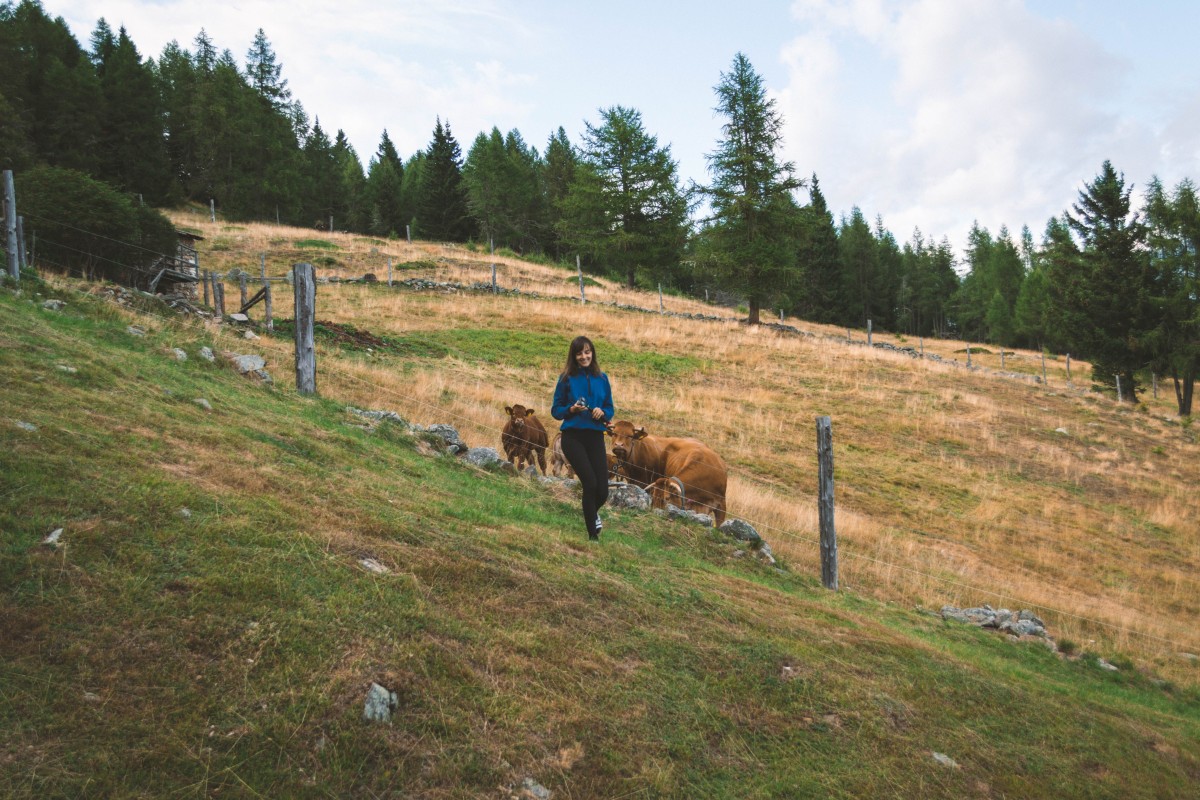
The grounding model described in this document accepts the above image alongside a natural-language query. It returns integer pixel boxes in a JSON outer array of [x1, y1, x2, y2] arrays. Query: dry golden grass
[[180, 213, 1200, 682]]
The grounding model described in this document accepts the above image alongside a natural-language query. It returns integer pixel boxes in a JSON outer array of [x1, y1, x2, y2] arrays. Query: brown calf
[[502, 404, 548, 474], [608, 420, 727, 526]]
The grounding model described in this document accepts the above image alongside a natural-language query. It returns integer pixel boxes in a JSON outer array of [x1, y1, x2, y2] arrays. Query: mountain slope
[[1, 274, 1197, 798]]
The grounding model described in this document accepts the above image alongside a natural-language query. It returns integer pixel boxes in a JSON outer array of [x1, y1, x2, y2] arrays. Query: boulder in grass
[[363, 682, 398, 723], [607, 483, 650, 511]]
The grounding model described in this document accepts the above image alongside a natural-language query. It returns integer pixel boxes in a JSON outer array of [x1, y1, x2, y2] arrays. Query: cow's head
[[505, 404, 535, 429], [607, 419, 647, 461], [649, 477, 684, 511]]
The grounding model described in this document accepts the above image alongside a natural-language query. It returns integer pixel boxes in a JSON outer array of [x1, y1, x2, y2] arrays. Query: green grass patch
[[294, 238, 340, 250]]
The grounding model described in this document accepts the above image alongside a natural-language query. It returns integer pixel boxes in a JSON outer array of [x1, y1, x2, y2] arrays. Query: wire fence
[[10, 210, 1196, 653]]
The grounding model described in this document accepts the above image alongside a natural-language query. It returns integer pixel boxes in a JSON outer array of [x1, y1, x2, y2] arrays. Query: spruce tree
[[795, 174, 841, 322], [558, 106, 687, 287], [416, 118, 471, 242], [699, 53, 804, 324]]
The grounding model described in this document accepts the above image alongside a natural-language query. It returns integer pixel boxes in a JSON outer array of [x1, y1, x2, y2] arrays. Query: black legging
[[560, 428, 609, 536]]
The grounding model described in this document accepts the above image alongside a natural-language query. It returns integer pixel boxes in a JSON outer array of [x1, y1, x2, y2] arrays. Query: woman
[[551, 336, 615, 541]]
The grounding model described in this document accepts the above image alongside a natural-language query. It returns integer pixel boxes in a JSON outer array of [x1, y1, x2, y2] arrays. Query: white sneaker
[[595, 514, 603, 533]]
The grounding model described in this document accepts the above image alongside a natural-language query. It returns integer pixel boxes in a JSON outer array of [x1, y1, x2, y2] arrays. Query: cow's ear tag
[[526, 409, 536, 416]]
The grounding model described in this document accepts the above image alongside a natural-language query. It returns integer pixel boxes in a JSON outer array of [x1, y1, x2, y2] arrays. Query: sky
[[49, 0, 1200, 257]]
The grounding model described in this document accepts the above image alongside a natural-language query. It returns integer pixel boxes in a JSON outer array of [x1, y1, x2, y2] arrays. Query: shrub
[[15, 166, 177, 286]]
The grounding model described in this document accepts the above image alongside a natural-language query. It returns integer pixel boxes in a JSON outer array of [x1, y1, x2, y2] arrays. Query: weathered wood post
[[920, 337, 924, 357], [16, 216, 28, 270], [209, 198, 215, 222], [239, 272, 248, 307], [329, 215, 333, 233], [203, 270, 210, 306], [867, 319, 873, 347], [293, 262, 316, 395], [1116, 375, 1124, 403], [3, 170, 18, 280], [387, 256, 393, 287], [816, 416, 838, 591], [1066, 353, 1071, 382], [261, 254, 273, 331], [966, 342, 972, 367], [490, 237, 497, 293], [1001, 349, 1006, 370], [1153, 373, 1158, 400], [659, 283, 664, 313], [213, 273, 225, 316], [577, 255, 585, 303], [1041, 351, 1047, 384], [780, 309, 784, 322], [406, 224, 411, 244]]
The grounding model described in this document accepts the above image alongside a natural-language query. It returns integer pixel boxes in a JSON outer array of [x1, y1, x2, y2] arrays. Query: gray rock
[[194, 398, 213, 411], [172, 348, 188, 362], [522, 777, 552, 799], [127, 325, 146, 337], [720, 518, 762, 544], [14, 421, 37, 432], [198, 347, 216, 362], [521, 465, 541, 479], [1179, 653, 1199, 663], [242, 330, 260, 340], [424, 423, 467, 454], [607, 483, 650, 511], [754, 542, 777, 565], [359, 558, 390, 574], [1055, 427, 1069, 435], [667, 504, 713, 526], [56, 364, 77, 374], [1000, 618, 1045, 637], [249, 368, 273, 384], [1018, 609, 1046, 627], [42, 299, 66, 311], [228, 353, 266, 373], [363, 682, 398, 722], [463, 447, 504, 469], [178, 508, 192, 519], [42, 528, 63, 547], [348, 407, 407, 425], [228, 313, 250, 323], [931, 752, 959, 769], [1096, 658, 1119, 672]]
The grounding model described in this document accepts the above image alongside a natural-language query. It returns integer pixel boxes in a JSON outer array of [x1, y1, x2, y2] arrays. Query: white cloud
[[780, 0, 1140, 250]]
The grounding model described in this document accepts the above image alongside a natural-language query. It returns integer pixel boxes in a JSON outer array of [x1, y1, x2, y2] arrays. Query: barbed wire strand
[[15, 242, 1191, 649]]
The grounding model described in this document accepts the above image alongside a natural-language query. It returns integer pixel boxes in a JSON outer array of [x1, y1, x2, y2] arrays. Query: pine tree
[[558, 106, 687, 287], [244, 28, 291, 111], [1143, 177, 1200, 415], [699, 53, 804, 323], [795, 174, 841, 322], [543, 127, 577, 259], [1051, 161, 1152, 398], [365, 130, 405, 237], [838, 207, 877, 327], [416, 118, 471, 242]]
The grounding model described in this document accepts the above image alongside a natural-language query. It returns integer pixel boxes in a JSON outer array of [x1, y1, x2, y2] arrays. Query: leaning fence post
[[3, 169, 18, 280], [577, 255, 585, 304], [293, 262, 316, 395], [816, 416, 838, 591]]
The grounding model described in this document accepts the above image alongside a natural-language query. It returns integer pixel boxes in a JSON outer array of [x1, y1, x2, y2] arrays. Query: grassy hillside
[[1, 242, 1197, 796]]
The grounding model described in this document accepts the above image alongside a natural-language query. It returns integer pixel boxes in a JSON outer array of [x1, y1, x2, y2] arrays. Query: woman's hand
[[590, 408, 605, 421]]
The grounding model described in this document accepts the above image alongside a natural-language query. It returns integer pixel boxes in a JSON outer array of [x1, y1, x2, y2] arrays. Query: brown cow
[[607, 420, 727, 525], [548, 431, 574, 478], [502, 404, 548, 474]]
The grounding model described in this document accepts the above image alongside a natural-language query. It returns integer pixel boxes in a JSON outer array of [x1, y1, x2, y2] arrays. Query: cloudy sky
[[51, 0, 1200, 254]]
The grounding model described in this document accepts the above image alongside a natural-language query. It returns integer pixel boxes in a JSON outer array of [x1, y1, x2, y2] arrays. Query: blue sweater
[[551, 371, 615, 432]]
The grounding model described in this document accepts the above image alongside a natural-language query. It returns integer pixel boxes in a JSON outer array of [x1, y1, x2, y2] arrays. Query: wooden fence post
[[239, 272, 248, 307], [406, 224, 411, 244], [213, 273, 225, 316], [867, 319, 872, 347], [1066, 353, 1071, 381], [203, 270, 210, 306], [293, 262, 316, 395], [490, 237, 497, 293], [1041, 351, 1047, 384], [3, 170, 18, 280], [16, 215, 27, 270], [1116, 375, 1124, 403], [920, 337, 924, 357], [387, 256, 393, 287], [816, 416, 838, 591], [577, 255, 585, 304], [966, 342, 972, 367], [659, 283, 664, 313], [209, 198, 215, 222], [261, 253, 273, 330]]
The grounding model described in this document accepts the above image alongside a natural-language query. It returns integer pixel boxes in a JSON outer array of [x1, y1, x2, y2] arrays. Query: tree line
[[1, 1, 1196, 413]]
